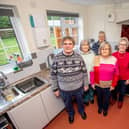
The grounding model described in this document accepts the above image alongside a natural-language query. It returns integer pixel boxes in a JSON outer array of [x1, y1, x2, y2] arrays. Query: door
[[40, 87, 65, 121], [8, 94, 49, 129]]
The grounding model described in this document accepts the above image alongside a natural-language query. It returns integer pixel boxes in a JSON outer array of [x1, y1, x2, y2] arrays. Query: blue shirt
[[92, 41, 100, 55]]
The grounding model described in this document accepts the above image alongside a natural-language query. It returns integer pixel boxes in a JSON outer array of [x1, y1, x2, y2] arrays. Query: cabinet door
[[40, 87, 65, 121], [7, 94, 49, 129]]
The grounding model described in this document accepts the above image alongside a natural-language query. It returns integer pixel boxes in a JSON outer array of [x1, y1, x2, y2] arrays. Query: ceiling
[[63, 0, 129, 5]]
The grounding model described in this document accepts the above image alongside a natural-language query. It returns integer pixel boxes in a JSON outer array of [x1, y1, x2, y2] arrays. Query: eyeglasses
[[119, 43, 127, 46], [63, 42, 73, 45], [101, 48, 110, 51]]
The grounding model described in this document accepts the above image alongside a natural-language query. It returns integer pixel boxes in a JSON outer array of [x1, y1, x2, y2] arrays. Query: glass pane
[[56, 38, 62, 48], [49, 27, 54, 37], [47, 16, 52, 20], [48, 20, 53, 26], [65, 28, 70, 36], [54, 27, 62, 38], [6, 47, 22, 58], [49, 27, 56, 47], [53, 20, 60, 26], [50, 35, 56, 48], [53, 16, 60, 20], [64, 17, 76, 24], [0, 30, 18, 47], [2, 37, 19, 48], [73, 36, 78, 44], [0, 49, 8, 65], [0, 43, 2, 49], [48, 16, 61, 27], [0, 29, 22, 65], [0, 16, 12, 29], [72, 28, 78, 36]]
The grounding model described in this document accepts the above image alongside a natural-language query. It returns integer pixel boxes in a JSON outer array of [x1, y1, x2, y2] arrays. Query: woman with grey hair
[[80, 40, 95, 105], [90, 42, 119, 116], [111, 37, 129, 109]]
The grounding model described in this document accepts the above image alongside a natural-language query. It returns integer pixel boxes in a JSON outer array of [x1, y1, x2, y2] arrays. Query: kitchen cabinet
[[7, 94, 49, 129], [40, 86, 65, 121]]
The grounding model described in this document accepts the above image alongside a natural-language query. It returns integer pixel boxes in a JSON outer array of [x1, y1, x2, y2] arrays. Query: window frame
[[47, 10, 80, 49], [0, 6, 31, 72]]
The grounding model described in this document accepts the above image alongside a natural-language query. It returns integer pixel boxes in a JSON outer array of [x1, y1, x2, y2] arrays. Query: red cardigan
[[112, 51, 129, 80]]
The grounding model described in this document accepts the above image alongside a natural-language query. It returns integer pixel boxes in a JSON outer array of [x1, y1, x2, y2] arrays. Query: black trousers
[[96, 86, 111, 112], [111, 80, 126, 102]]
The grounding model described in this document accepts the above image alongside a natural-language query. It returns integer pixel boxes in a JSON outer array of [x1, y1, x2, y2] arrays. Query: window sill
[[0, 59, 33, 74], [0, 64, 16, 74]]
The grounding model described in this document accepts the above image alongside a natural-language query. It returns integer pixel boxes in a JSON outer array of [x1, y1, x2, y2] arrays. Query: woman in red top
[[111, 37, 129, 108]]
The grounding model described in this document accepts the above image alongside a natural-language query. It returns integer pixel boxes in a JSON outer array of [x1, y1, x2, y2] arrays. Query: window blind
[[0, 8, 14, 16], [47, 10, 79, 17]]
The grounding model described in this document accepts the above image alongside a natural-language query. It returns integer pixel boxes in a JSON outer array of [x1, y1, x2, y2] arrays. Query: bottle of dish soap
[[9, 55, 20, 72]]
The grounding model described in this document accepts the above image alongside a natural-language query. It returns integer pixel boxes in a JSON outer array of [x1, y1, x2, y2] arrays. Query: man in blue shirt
[[92, 31, 106, 55]]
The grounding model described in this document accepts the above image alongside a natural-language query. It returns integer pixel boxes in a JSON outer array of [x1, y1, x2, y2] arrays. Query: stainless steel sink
[[15, 77, 47, 93], [0, 76, 48, 112], [1, 87, 20, 101], [0, 85, 25, 111]]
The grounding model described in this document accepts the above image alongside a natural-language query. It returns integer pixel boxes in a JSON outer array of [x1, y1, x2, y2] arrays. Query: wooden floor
[[44, 95, 129, 129]]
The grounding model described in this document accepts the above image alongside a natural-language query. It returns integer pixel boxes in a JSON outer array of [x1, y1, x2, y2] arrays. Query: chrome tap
[[0, 71, 8, 88]]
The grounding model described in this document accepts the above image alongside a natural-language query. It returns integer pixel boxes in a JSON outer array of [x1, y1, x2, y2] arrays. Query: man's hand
[[84, 86, 89, 91], [54, 90, 60, 97]]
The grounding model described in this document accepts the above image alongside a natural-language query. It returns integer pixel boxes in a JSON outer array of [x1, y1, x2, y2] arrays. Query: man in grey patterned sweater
[[51, 36, 89, 123]]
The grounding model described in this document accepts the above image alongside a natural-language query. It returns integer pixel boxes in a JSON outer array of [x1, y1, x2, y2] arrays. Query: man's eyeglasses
[[63, 42, 73, 45]]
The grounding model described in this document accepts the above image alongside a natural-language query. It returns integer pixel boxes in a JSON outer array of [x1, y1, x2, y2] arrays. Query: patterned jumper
[[51, 51, 88, 92]]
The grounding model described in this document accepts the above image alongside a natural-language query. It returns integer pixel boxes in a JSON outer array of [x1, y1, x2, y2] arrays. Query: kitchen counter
[[0, 68, 51, 116]]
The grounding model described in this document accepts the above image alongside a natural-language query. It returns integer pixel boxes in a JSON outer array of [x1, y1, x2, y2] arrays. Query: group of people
[[50, 31, 129, 124]]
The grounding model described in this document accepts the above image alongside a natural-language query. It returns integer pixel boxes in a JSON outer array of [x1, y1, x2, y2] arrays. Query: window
[[47, 10, 79, 48], [0, 6, 31, 67]]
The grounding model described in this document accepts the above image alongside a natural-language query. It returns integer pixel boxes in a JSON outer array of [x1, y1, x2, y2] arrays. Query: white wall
[[87, 4, 121, 43], [115, 3, 129, 22], [0, 0, 88, 83], [86, 3, 129, 43]]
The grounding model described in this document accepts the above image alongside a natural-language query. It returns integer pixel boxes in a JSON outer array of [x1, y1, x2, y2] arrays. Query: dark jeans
[[96, 86, 111, 112], [60, 87, 84, 117], [111, 80, 126, 102]]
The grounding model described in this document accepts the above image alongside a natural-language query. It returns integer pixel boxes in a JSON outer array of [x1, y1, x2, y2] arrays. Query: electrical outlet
[[39, 63, 47, 70]]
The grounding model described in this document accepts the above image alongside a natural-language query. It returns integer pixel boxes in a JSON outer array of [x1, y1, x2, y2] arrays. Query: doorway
[[121, 24, 129, 52]]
